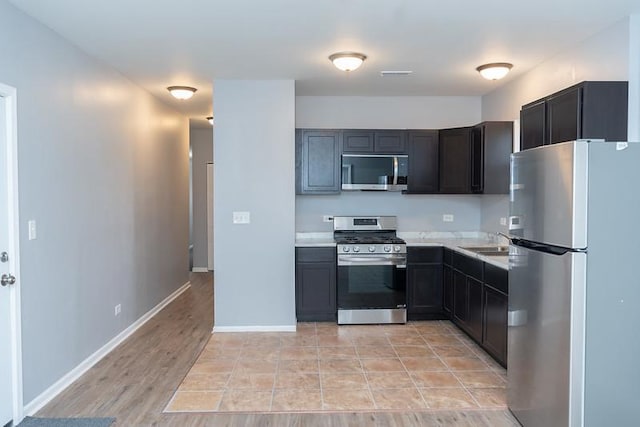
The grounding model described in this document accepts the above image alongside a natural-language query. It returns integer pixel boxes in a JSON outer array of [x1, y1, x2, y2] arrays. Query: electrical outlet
[[500, 217, 507, 226], [114, 304, 121, 316], [322, 215, 334, 222], [442, 214, 454, 222], [232, 211, 250, 224]]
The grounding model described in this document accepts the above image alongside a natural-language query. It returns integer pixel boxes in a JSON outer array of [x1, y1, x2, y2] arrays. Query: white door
[[0, 85, 22, 425], [207, 163, 214, 270]]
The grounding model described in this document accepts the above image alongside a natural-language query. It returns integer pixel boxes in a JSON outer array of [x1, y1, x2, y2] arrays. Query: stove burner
[[335, 235, 405, 245]]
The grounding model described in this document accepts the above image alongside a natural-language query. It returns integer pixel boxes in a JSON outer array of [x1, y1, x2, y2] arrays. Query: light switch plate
[[233, 211, 250, 224], [500, 217, 507, 226], [442, 214, 454, 222], [28, 220, 37, 240]]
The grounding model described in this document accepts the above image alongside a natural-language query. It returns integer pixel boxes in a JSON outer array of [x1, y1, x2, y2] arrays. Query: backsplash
[[480, 195, 510, 234], [295, 192, 484, 232]]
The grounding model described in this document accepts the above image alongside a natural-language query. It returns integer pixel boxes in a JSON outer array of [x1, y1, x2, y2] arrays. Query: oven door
[[337, 254, 407, 311]]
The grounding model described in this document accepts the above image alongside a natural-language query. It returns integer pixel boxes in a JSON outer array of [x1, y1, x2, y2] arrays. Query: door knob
[[1, 274, 16, 287]]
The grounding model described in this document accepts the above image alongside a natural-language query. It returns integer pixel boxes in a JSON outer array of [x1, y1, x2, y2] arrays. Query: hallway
[[36, 273, 518, 426]]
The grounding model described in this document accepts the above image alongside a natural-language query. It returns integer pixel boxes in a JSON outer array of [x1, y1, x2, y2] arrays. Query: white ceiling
[[9, 0, 640, 127]]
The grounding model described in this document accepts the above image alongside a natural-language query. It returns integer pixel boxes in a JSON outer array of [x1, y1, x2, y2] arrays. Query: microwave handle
[[393, 156, 398, 186]]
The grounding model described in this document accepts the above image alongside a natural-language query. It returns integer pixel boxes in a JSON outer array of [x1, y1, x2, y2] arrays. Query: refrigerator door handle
[[508, 309, 528, 327]]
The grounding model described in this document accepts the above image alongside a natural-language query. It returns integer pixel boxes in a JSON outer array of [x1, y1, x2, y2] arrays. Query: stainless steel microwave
[[341, 154, 408, 191]]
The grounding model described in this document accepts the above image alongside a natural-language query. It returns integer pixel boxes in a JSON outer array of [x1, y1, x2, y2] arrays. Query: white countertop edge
[[295, 232, 336, 247], [295, 232, 509, 270]]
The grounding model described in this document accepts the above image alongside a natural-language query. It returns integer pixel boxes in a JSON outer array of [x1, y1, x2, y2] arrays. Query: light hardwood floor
[[36, 272, 520, 426]]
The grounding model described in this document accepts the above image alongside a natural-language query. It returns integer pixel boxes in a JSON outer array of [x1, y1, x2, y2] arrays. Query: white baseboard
[[191, 267, 209, 273], [212, 325, 296, 333], [24, 280, 192, 416]]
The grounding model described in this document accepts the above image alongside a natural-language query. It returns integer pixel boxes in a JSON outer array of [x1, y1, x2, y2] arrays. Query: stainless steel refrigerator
[[507, 140, 640, 427]]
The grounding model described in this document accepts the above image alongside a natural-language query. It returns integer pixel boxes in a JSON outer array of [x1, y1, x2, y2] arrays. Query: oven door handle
[[338, 256, 407, 268]]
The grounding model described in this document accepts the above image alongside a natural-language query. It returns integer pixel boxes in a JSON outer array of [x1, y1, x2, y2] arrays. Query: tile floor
[[164, 321, 507, 413]]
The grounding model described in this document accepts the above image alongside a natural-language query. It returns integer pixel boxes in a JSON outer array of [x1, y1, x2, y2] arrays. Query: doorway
[[0, 83, 23, 425]]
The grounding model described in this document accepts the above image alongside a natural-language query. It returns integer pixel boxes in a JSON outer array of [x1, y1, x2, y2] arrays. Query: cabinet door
[[295, 248, 336, 321], [406, 130, 439, 193], [343, 130, 374, 152], [547, 87, 581, 144], [520, 101, 546, 150], [483, 285, 508, 366], [581, 81, 628, 142], [470, 126, 484, 193], [297, 130, 341, 194], [439, 127, 472, 193], [374, 130, 407, 153], [467, 276, 483, 342], [453, 270, 468, 326], [443, 264, 453, 316], [407, 264, 443, 318], [482, 122, 513, 194]]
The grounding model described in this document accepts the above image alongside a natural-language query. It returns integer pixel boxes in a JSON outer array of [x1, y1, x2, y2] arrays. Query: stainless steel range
[[334, 216, 407, 324]]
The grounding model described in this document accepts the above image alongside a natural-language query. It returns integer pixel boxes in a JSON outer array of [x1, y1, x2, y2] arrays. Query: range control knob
[[353, 246, 361, 253], [368, 246, 376, 253], [394, 246, 402, 252], [384, 246, 391, 252], [342, 246, 350, 253]]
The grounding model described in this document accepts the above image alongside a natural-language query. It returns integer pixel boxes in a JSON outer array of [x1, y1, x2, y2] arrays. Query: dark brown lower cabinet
[[467, 277, 483, 343], [453, 270, 468, 326], [295, 247, 336, 322], [483, 285, 508, 366], [482, 263, 508, 366], [447, 250, 508, 367], [443, 265, 453, 315], [407, 247, 445, 320]]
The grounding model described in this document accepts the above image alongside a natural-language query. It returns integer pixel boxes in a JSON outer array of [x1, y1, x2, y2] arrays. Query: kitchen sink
[[460, 245, 509, 254]]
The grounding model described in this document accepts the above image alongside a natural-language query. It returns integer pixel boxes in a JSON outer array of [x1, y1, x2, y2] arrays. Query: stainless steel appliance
[[334, 216, 407, 324], [507, 140, 640, 427], [341, 154, 408, 191]]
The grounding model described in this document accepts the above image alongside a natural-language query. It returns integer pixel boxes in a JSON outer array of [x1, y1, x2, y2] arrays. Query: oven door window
[[337, 264, 407, 309]]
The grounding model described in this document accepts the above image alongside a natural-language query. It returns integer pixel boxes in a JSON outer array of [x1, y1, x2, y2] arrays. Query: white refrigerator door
[[509, 141, 588, 249], [508, 245, 586, 427]]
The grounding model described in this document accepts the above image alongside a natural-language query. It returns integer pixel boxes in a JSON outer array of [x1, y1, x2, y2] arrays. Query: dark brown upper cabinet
[[342, 130, 374, 152], [342, 130, 407, 154], [405, 130, 439, 194], [439, 127, 473, 193], [295, 129, 342, 194], [520, 100, 546, 151], [520, 81, 628, 150], [473, 122, 513, 194]]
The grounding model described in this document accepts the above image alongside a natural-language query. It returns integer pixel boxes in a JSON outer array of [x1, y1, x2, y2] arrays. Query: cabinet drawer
[[484, 263, 508, 294], [408, 247, 443, 264], [452, 252, 483, 279], [296, 247, 336, 263]]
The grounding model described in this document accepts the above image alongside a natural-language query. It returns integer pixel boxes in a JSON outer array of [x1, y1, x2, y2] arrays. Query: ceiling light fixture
[[476, 63, 513, 80], [206, 116, 214, 125], [167, 86, 197, 100], [329, 52, 367, 72]]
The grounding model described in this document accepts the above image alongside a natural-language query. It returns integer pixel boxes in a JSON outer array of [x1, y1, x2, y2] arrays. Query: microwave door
[[341, 154, 408, 191]]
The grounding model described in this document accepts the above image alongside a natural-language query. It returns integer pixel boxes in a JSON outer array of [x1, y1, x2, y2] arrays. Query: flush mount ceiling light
[[167, 86, 197, 100], [476, 63, 513, 80], [206, 116, 214, 125], [329, 52, 367, 72]]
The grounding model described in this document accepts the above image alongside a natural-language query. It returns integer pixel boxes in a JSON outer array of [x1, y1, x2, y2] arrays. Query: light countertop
[[295, 231, 509, 269]]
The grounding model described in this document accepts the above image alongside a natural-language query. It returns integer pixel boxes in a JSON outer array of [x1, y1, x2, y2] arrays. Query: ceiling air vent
[[380, 71, 413, 77]]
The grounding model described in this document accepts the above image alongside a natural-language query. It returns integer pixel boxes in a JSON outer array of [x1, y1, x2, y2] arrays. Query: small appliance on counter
[[333, 216, 407, 324], [507, 140, 640, 427]]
